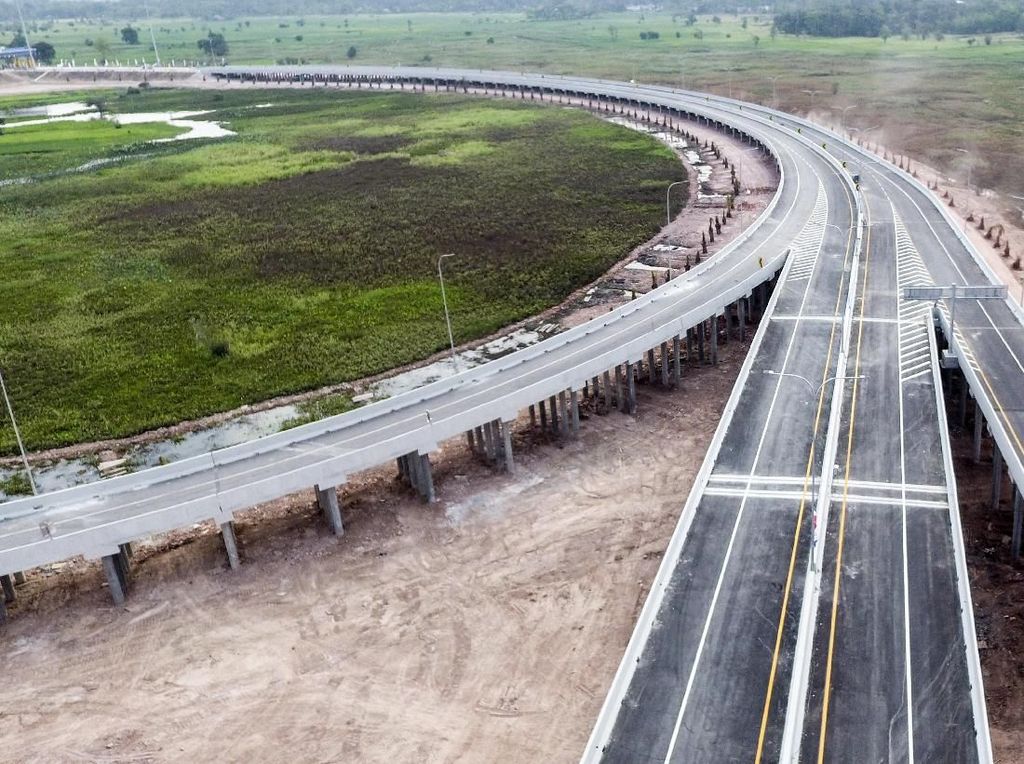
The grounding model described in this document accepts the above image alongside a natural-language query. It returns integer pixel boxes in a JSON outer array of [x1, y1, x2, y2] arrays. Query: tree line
[[774, 0, 1024, 37]]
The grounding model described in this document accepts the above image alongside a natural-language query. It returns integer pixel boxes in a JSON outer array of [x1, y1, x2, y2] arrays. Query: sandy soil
[[0, 343, 745, 763]]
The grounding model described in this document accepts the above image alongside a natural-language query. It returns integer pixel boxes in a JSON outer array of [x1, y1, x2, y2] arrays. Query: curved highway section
[[3, 65, 1015, 762]]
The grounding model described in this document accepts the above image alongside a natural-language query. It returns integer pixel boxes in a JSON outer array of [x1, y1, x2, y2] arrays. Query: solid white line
[[707, 474, 807, 485], [833, 494, 947, 510], [703, 487, 808, 502], [844, 479, 946, 494], [894, 201, 917, 764]]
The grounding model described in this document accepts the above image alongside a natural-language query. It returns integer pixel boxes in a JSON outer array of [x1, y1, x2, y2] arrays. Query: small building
[[0, 47, 36, 68]]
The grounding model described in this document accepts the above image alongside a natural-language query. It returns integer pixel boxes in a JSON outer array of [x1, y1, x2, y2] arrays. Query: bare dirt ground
[[0, 344, 745, 764]]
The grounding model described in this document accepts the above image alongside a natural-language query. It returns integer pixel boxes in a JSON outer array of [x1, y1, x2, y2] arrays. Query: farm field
[[20, 11, 1024, 199], [0, 87, 683, 452]]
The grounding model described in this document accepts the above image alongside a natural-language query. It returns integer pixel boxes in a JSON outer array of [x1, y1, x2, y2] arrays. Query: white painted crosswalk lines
[[784, 181, 829, 282]]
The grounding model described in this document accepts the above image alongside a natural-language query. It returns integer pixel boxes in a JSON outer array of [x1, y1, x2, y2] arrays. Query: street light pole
[[437, 253, 459, 371], [0, 367, 37, 495], [768, 75, 781, 106], [763, 369, 865, 504]]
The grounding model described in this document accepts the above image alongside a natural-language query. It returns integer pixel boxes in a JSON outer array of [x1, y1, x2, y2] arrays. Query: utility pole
[[14, 0, 35, 68], [0, 367, 37, 496]]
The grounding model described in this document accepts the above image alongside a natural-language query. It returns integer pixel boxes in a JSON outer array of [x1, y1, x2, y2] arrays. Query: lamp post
[[830, 104, 857, 132], [762, 369, 865, 505], [801, 88, 821, 111], [666, 180, 686, 227], [0, 367, 36, 496], [768, 75, 781, 106], [437, 253, 459, 371]]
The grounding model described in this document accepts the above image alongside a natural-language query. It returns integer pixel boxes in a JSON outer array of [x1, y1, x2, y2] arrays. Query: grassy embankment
[[0, 87, 683, 452], [27, 12, 1023, 198]]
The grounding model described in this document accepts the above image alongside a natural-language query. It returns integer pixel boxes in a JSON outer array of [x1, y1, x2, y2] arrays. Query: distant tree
[[676, 31, 681, 38], [607, 25, 618, 40], [407, 19, 413, 33], [346, 45, 357, 59], [753, 34, 760, 46], [880, 24, 891, 42], [985, 34, 993, 44], [295, 34, 303, 41], [967, 36, 976, 45], [486, 36, 495, 44], [686, 13, 697, 26], [198, 31, 229, 58], [94, 35, 112, 61], [741, 17, 748, 29], [120, 26, 139, 45], [694, 29, 704, 40], [33, 40, 55, 64]]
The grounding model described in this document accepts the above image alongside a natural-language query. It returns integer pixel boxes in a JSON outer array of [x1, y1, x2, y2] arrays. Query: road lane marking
[[753, 177, 858, 763], [661, 168, 828, 764], [816, 192, 874, 764]]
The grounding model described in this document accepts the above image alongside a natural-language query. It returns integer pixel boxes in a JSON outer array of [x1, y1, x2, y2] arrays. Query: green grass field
[[0, 87, 683, 452], [22, 11, 1023, 197]]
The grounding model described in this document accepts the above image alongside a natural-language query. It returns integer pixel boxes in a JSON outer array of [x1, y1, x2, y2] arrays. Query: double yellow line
[[753, 181, 859, 762], [815, 201, 874, 763]]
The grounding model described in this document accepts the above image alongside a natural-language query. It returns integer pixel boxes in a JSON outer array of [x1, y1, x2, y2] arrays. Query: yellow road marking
[[753, 180, 858, 762], [816, 202, 875, 763]]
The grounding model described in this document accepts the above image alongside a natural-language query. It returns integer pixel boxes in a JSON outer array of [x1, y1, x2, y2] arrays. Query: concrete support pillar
[[1012, 488, 1023, 561], [1, 574, 14, 603], [483, 421, 496, 461], [570, 390, 580, 436], [673, 336, 682, 387], [697, 322, 706, 363], [648, 349, 657, 385], [710, 315, 719, 365], [738, 298, 747, 341], [687, 329, 694, 364], [549, 395, 559, 433], [316, 484, 344, 535], [661, 342, 670, 386], [466, 429, 476, 453], [558, 391, 569, 437], [973, 403, 984, 464], [992, 446, 1004, 510], [417, 453, 436, 504], [721, 308, 729, 345], [615, 365, 626, 412], [957, 375, 968, 428], [529, 405, 537, 428], [502, 421, 515, 474], [0, 596, 5, 624], [13, 571, 25, 585], [626, 362, 637, 414], [591, 376, 600, 401], [102, 553, 126, 606], [220, 521, 241, 569], [539, 399, 549, 430], [603, 370, 613, 411]]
